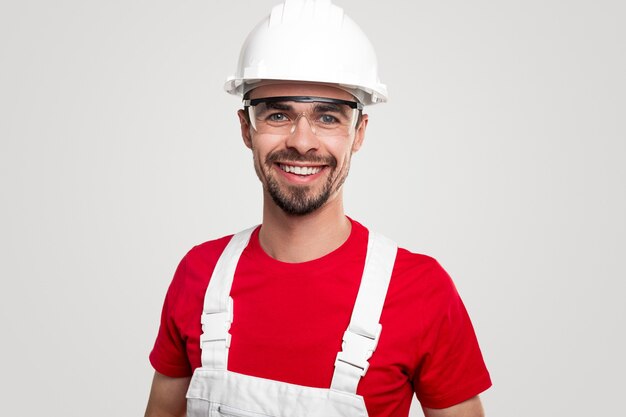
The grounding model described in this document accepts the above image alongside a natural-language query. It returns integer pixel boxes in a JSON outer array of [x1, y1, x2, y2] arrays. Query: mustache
[[265, 149, 337, 167]]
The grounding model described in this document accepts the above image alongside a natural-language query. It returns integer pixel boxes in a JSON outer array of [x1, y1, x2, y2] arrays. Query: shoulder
[[353, 219, 459, 307], [360, 230, 463, 330], [184, 234, 233, 269], [353, 219, 453, 292], [168, 233, 235, 297], [393, 248, 456, 294], [388, 248, 460, 312]]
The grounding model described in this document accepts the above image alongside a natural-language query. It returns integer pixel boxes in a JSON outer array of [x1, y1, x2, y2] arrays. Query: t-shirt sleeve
[[149, 255, 193, 377], [412, 263, 492, 409]]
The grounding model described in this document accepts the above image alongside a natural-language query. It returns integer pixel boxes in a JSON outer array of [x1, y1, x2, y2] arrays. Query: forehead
[[248, 82, 355, 101]]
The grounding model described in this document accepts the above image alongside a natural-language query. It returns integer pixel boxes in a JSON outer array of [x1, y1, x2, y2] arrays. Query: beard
[[259, 149, 346, 216]]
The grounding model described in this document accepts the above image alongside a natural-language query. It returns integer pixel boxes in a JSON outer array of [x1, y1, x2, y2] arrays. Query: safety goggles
[[243, 96, 363, 137]]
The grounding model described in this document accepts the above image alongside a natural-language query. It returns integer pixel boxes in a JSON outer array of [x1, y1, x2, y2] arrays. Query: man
[[145, 1, 491, 416]]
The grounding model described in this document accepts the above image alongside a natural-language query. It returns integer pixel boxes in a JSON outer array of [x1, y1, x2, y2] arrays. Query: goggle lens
[[244, 96, 362, 137]]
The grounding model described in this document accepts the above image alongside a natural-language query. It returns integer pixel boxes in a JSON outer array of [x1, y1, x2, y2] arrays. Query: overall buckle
[[199, 298, 234, 347], [335, 324, 382, 376]]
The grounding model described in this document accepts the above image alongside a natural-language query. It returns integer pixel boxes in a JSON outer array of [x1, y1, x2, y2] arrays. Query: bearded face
[[240, 83, 367, 217]]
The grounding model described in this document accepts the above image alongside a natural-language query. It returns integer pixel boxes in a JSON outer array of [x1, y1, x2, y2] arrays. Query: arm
[[144, 371, 191, 417], [423, 395, 485, 417]]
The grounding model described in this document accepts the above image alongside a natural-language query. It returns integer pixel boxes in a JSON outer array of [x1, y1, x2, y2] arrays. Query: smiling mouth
[[278, 164, 324, 176]]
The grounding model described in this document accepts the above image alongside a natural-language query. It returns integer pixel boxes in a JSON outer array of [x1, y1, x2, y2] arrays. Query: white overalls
[[186, 227, 398, 417]]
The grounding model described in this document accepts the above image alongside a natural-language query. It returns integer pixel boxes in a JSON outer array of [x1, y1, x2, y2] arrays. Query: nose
[[285, 113, 320, 154]]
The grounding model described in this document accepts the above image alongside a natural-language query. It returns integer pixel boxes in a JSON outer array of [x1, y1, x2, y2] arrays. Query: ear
[[238, 109, 253, 149], [351, 113, 368, 153]]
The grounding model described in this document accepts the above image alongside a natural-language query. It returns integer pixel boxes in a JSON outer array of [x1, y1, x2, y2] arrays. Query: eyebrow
[[313, 103, 349, 117], [263, 102, 294, 111]]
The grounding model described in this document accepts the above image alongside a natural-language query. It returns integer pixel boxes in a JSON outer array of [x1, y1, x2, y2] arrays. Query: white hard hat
[[224, 0, 387, 105]]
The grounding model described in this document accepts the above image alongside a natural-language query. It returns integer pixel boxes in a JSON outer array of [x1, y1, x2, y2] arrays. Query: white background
[[1, 1, 624, 416]]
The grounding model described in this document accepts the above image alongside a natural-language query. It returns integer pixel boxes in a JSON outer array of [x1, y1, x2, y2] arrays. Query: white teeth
[[280, 164, 322, 176]]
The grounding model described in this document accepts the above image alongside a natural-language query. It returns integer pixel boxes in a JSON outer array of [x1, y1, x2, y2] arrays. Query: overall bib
[[186, 227, 398, 417]]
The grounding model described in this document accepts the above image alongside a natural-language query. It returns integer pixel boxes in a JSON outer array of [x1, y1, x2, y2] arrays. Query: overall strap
[[200, 226, 256, 370], [331, 231, 398, 395]]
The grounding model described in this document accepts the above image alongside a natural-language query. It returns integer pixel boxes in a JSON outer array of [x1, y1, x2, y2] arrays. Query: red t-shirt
[[150, 219, 491, 416]]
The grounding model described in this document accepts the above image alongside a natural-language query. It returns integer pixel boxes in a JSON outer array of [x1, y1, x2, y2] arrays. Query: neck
[[258, 190, 352, 263]]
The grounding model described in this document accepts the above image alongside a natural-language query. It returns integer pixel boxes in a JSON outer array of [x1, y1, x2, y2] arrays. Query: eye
[[267, 112, 290, 123], [319, 114, 339, 124]]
